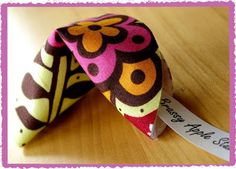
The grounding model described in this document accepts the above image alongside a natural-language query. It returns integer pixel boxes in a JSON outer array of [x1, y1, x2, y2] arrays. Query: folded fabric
[[15, 32, 95, 146], [15, 14, 172, 147]]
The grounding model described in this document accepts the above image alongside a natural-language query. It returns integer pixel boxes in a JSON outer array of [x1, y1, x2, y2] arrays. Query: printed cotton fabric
[[15, 14, 172, 147]]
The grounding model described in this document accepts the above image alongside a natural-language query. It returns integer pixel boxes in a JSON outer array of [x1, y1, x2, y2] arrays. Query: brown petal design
[[22, 73, 48, 99], [16, 106, 46, 130], [64, 81, 94, 99]]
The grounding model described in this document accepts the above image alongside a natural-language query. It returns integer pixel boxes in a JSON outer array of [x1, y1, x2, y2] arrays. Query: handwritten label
[[158, 92, 229, 161], [184, 124, 215, 139], [160, 98, 185, 123], [213, 137, 230, 150]]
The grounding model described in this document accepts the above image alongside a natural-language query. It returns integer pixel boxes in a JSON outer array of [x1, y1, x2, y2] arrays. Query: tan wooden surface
[[8, 7, 229, 164]]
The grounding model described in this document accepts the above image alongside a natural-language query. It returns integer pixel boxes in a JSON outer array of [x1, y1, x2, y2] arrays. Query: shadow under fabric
[[15, 14, 173, 147]]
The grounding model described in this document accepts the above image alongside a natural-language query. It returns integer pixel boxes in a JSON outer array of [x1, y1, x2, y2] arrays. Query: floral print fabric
[[16, 14, 168, 146]]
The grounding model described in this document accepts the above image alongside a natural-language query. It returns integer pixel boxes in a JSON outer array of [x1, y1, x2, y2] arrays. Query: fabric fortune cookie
[[15, 14, 173, 147]]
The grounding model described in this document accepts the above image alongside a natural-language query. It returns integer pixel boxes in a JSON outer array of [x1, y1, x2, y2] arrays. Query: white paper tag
[[158, 92, 229, 161]]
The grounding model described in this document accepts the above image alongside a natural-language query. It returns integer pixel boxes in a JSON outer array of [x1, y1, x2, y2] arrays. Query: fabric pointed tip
[[15, 29, 94, 146]]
